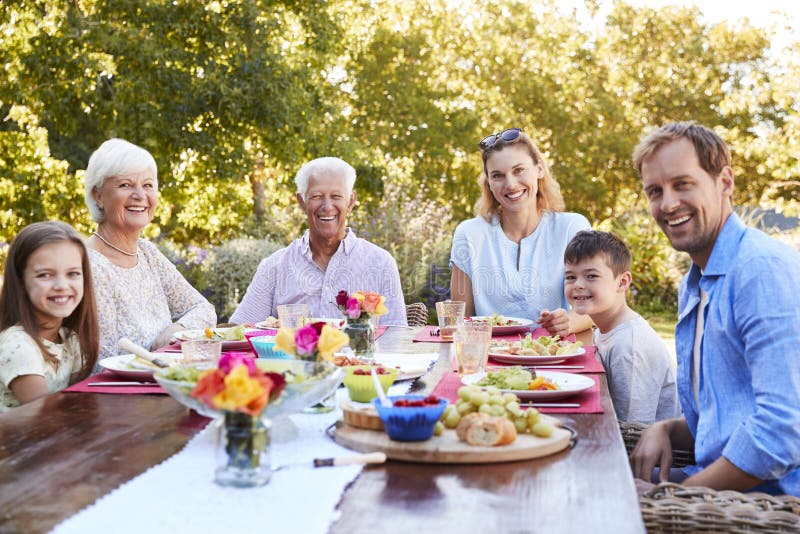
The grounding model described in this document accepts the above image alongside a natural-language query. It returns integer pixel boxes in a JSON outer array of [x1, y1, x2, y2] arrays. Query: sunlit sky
[[560, 0, 798, 51]]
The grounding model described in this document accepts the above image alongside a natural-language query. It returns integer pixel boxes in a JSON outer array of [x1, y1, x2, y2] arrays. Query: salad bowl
[[154, 359, 344, 420]]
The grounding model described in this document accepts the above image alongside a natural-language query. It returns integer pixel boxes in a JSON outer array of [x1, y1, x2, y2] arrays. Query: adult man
[[630, 122, 800, 495], [230, 157, 407, 325]]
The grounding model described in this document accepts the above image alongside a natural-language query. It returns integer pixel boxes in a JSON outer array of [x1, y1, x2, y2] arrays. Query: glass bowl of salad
[[154, 359, 344, 420]]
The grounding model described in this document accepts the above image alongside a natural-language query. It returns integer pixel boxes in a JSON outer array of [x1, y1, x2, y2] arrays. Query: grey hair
[[84, 138, 158, 222], [294, 157, 356, 199]]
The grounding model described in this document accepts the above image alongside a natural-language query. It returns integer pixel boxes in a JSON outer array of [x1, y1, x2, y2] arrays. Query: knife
[[520, 403, 580, 408], [89, 381, 161, 387], [118, 337, 170, 368], [272, 452, 387, 472]]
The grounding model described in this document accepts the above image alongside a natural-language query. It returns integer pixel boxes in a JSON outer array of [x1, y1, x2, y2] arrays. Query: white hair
[[294, 157, 356, 199], [84, 138, 158, 222]]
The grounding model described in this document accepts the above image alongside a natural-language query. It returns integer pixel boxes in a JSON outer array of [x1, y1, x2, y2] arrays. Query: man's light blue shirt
[[676, 213, 800, 495]]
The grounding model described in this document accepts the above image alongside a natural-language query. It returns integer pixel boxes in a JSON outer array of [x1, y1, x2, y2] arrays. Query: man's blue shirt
[[676, 213, 800, 495]]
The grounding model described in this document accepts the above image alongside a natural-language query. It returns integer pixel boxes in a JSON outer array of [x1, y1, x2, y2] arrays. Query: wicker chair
[[620, 421, 800, 532], [405, 302, 429, 327]]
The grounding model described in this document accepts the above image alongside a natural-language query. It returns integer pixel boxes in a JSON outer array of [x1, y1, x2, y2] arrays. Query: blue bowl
[[372, 395, 448, 442], [248, 335, 291, 360]]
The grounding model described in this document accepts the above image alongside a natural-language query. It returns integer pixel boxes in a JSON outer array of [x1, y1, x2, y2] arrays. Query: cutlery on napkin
[[118, 337, 170, 368], [89, 381, 161, 387], [520, 403, 580, 408], [273, 452, 387, 472]]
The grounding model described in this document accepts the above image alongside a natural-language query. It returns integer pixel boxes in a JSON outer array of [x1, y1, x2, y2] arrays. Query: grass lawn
[[642, 312, 677, 356]]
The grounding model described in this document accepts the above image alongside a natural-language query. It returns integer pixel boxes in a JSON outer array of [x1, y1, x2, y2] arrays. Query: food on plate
[[440, 385, 554, 439], [201, 325, 246, 341], [459, 413, 517, 446], [160, 365, 205, 382], [490, 333, 583, 356], [477, 367, 561, 391], [130, 355, 161, 369], [353, 366, 392, 376], [260, 316, 280, 328], [332, 355, 370, 367], [466, 313, 521, 327]]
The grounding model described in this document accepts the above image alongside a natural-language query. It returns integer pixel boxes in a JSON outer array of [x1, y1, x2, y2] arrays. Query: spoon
[[370, 368, 392, 408], [118, 338, 170, 368]]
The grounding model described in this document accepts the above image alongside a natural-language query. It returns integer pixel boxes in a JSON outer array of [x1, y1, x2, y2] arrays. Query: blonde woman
[[450, 128, 593, 337]]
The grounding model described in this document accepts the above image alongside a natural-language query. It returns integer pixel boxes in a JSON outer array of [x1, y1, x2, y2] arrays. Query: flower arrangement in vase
[[335, 290, 388, 358], [273, 321, 350, 413], [190, 353, 286, 487]]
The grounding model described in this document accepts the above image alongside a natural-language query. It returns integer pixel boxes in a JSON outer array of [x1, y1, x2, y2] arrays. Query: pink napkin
[[64, 371, 166, 395], [431, 371, 603, 414], [487, 345, 605, 374]]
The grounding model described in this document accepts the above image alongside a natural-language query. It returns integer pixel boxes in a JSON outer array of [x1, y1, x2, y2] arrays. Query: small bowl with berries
[[372, 394, 448, 442], [343, 365, 398, 403]]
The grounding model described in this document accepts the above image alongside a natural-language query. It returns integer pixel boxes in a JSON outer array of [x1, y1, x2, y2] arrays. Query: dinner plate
[[173, 328, 257, 350], [373, 352, 437, 381], [466, 316, 534, 336], [461, 371, 594, 400], [488, 347, 586, 365], [254, 319, 279, 329], [98, 354, 182, 380]]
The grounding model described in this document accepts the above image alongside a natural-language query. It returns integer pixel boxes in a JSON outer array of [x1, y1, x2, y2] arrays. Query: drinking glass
[[277, 304, 309, 329], [435, 300, 466, 341], [452, 324, 492, 376]]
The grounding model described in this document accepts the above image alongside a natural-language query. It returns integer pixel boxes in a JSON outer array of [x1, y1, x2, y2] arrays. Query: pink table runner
[[431, 371, 603, 414], [64, 371, 166, 395], [487, 344, 605, 374]]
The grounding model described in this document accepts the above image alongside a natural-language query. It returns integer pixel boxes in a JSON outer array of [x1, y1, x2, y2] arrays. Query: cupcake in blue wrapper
[[372, 395, 448, 441]]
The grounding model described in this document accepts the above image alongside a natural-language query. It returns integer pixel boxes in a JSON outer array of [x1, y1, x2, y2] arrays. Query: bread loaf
[[456, 412, 488, 441], [461, 415, 517, 446]]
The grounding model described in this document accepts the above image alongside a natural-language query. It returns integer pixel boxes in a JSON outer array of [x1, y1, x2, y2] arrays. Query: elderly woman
[[84, 138, 216, 359], [450, 128, 593, 338], [230, 157, 407, 325]]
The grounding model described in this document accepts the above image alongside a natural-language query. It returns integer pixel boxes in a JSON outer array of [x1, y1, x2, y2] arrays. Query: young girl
[[0, 221, 99, 411]]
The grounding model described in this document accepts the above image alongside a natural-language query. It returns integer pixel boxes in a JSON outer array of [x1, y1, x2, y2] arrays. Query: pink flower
[[294, 325, 320, 355], [345, 297, 362, 319], [218, 352, 257, 375]]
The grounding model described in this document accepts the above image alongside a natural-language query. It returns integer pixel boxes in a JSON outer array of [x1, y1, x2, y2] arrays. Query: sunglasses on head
[[478, 128, 522, 150]]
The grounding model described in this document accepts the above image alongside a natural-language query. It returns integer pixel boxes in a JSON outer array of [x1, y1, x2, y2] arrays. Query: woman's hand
[[536, 308, 570, 337], [150, 323, 186, 351]]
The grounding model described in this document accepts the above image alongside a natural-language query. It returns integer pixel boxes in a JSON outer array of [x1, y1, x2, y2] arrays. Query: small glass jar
[[344, 317, 375, 359], [215, 411, 271, 487]]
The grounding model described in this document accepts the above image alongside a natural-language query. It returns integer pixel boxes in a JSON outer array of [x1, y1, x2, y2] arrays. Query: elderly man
[[630, 122, 800, 496], [230, 157, 408, 325]]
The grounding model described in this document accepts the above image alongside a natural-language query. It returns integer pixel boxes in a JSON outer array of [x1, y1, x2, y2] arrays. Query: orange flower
[[190, 369, 227, 406]]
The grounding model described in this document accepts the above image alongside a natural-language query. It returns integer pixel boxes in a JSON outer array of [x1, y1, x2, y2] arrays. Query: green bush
[[596, 209, 686, 315], [158, 237, 283, 322]]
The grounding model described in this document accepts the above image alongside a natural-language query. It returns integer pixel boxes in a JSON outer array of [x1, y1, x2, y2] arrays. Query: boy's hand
[[536, 308, 570, 337]]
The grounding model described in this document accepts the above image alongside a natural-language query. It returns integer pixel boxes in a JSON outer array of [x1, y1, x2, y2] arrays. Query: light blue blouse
[[450, 212, 591, 321]]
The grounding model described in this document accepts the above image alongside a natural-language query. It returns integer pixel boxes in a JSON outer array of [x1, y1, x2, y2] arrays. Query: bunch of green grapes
[[438, 385, 553, 438]]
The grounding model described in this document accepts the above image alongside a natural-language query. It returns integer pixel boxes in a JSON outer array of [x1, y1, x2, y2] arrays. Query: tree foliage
[[1, 0, 797, 262]]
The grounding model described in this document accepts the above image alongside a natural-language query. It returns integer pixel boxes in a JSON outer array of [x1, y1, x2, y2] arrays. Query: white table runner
[[51, 379, 418, 534]]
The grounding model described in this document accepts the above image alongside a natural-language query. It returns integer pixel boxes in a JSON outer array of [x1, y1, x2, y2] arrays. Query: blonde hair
[[476, 131, 565, 221]]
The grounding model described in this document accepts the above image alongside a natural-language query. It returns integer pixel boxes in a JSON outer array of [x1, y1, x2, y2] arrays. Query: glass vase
[[344, 317, 375, 359], [214, 411, 271, 487]]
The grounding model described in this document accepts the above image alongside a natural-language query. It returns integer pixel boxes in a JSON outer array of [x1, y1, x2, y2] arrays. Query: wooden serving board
[[332, 414, 571, 464]]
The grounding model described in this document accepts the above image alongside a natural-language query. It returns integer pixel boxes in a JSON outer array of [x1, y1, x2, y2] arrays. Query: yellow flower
[[213, 365, 265, 411], [274, 327, 297, 355], [315, 325, 350, 361], [373, 295, 388, 316]]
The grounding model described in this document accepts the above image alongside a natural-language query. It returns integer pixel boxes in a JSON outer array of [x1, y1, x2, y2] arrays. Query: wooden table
[[0, 327, 644, 534]]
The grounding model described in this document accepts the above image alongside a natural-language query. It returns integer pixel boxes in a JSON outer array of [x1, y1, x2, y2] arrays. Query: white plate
[[488, 347, 586, 365], [461, 371, 594, 400], [308, 317, 346, 329], [254, 319, 279, 329], [173, 328, 257, 350], [98, 354, 181, 380], [373, 352, 437, 381], [466, 316, 534, 336]]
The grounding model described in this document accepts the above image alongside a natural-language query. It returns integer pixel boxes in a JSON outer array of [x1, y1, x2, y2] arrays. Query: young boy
[[563, 230, 680, 424]]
